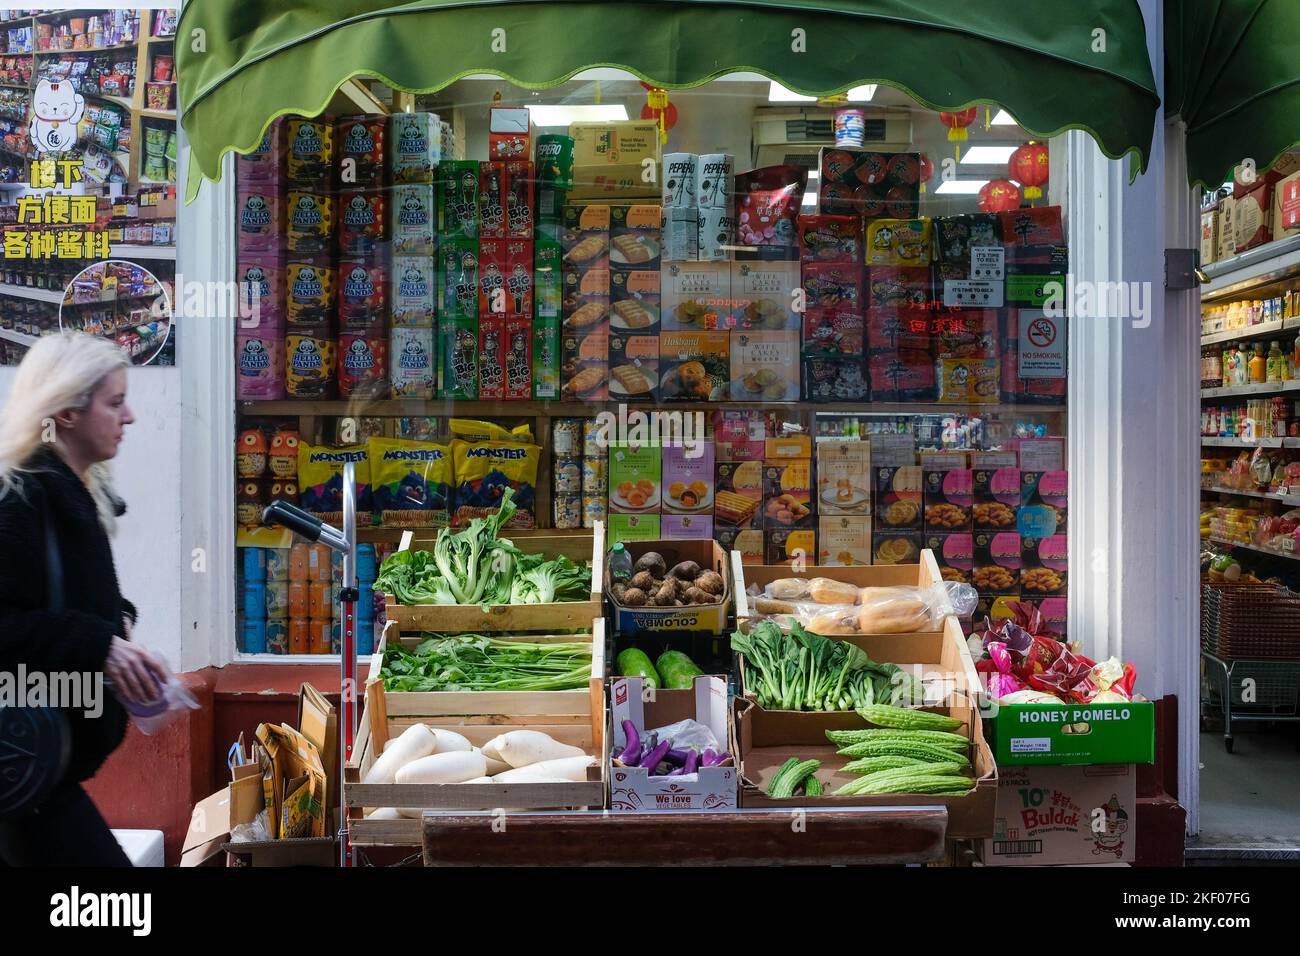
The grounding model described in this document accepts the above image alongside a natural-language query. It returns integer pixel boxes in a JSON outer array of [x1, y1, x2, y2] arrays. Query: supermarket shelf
[[86, 91, 135, 111], [0, 283, 63, 304], [1201, 380, 1300, 399], [148, 35, 176, 44], [1200, 318, 1300, 347], [36, 40, 142, 56], [1201, 234, 1300, 301], [0, 327, 37, 347], [109, 243, 176, 261], [1199, 436, 1300, 448], [239, 399, 1072, 418], [1209, 537, 1300, 563], [0, 82, 33, 91], [140, 108, 175, 120], [1202, 486, 1300, 507]]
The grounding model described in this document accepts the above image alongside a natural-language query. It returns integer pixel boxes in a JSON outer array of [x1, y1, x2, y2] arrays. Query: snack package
[[438, 160, 480, 240], [733, 165, 807, 255], [285, 259, 336, 326], [731, 261, 801, 331], [236, 188, 284, 254], [751, 580, 975, 635], [450, 437, 539, 529], [286, 191, 335, 256], [286, 118, 333, 185], [804, 308, 864, 358], [338, 189, 387, 258], [798, 214, 862, 264], [297, 442, 372, 525], [392, 184, 436, 257], [389, 324, 436, 399], [285, 326, 337, 399], [803, 356, 869, 403], [338, 330, 388, 399], [865, 217, 931, 266], [818, 149, 920, 220], [367, 437, 452, 528]]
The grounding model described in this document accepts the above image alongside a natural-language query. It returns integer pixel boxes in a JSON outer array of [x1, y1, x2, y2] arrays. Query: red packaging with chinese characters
[[803, 308, 864, 357], [477, 315, 507, 399], [999, 206, 1064, 247], [868, 348, 936, 402], [866, 307, 932, 353], [798, 215, 862, 264], [733, 165, 807, 253]]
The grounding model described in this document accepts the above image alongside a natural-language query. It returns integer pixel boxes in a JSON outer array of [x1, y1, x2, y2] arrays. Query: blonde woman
[[0, 332, 168, 867]]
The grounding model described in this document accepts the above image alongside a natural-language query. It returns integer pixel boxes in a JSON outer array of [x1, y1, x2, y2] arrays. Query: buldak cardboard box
[[608, 675, 737, 811], [983, 764, 1136, 865]]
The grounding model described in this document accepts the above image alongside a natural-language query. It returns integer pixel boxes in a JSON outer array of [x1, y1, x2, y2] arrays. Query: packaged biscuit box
[[924, 466, 973, 532], [368, 437, 452, 528], [804, 308, 864, 358], [391, 184, 436, 257], [389, 325, 436, 399], [818, 149, 920, 220], [816, 440, 872, 516], [661, 514, 714, 540], [662, 443, 715, 516], [532, 315, 561, 399], [297, 442, 372, 526], [766, 528, 817, 568], [236, 188, 284, 254], [562, 204, 611, 330], [609, 443, 662, 515], [338, 259, 388, 328], [713, 410, 766, 461], [237, 256, 285, 330], [286, 191, 335, 256], [714, 460, 763, 528], [798, 214, 862, 264], [715, 525, 765, 565], [560, 329, 609, 400], [503, 316, 533, 400], [924, 531, 974, 585], [477, 315, 507, 400], [338, 330, 388, 399], [659, 330, 729, 401], [730, 330, 799, 401], [873, 530, 921, 566], [865, 218, 931, 266], [608, 512, 662, 546], [875, 464, 922, 530], [1021, 470, 1068, 535], [338, 189, 387, 258], [1021, 534, 1067, 596], [438, 317, 478, 399], [662, 261, 730, 330], [439, 239, 479, 320], [390, 256, 435, 327], [973, 531, 1021, 595], [438, 160, 481, 240], [235, 334, 285, 401], [973, 464, 1020, 531], [763, 457, 813, 529], [286, 118, 334, 185], [285, 259, 335, 326], [610, 204, 662, 272], [803, 356, 869, 403], [731, 261, 800, 331], [336, 115, 386, 187], [818, 515, 873, 566], [610, 270, 661, 334], [608, 332, 659, 401], [389, 111, 441, 184], [285, 326, 336, 399]]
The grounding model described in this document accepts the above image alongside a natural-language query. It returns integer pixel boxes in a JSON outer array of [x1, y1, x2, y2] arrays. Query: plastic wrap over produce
[[746, 577, 976, 634]]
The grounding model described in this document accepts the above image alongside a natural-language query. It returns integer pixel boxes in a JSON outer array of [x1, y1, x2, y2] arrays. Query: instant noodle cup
[[235, 334, 286, 400], [236, 188, 283, 254], [286, 118, 334, 185], [450, 437, 540, 529], [297, 442, 373, 526], [285, 258, 336, 325], [389, 325, 435, 399], [285, 326, 337, 399], [338, 330, 389, 399], [338, 189, 387, 257], [237, 256, 285, 332], [287, 191, 335, 256], [367, 437, 453, 528], [338, 258, 389, 328], [335, 115, 386, 187]]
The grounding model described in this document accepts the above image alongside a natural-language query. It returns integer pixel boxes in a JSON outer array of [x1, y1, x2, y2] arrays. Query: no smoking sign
[[1018, 310, 1065, 378]]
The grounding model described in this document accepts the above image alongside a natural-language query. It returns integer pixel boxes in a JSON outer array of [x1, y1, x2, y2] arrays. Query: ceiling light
[[806, 169, 820, 180], [934, 180, 989, 195], [801, 191, 818, 206], [769, 82, 816, 103], [846, 84, 877, 102], [527, 104, 629, 126], [990, 109, 1018, 126], [960, 146, 1018, 165]]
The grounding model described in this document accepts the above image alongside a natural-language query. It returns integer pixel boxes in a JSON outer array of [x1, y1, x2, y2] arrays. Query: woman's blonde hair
[[0, 332, 130, 532]]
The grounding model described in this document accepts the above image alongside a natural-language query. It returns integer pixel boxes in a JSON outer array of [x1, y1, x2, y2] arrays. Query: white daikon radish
[[474, 746, 511, 776], [397, 807, 424, 819], [491, 756, 595, 783], [395, 750, 487, 784], [480, 736, 506, 761], [463, 776, 494, 784], [363, 723, 437, 784], [366, 807, 403, 820], [493, 730, 586, 768], [430, 728, 472, 753], [491, 773, 574, 784]]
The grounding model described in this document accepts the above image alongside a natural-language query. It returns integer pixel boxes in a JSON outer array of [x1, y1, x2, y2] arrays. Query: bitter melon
[[855, 704, 964, 732], [825, 728, 970, 751], [835, 739, 971, 766], [770, 759, 821, 799]]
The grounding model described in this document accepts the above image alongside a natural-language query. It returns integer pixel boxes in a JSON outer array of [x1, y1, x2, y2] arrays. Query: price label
[[971, 246, 1005, 280], [943, 279, 1004, 308]]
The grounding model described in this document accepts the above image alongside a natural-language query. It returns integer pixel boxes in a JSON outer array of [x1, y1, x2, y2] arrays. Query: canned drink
[[553, 494, 582, 529], [242, 618, 268, 654], [288, 543, 310, 580], [357, 544, 377, 579], [554, 456, 582, 494], [696, 153, 733, 209], [662, 152, 698, 208], [390, 111, 442, 184], [287, 618, 310, 654], [308, 543, 332, 581], [307, 619, 331, 654], [242, 581, 267, 619], [392, 184, 435, 257], [265, 619, 288, 654], [535, 134, 575, 190], [697, 206, 735, 262], [309, 580, 332, 619], [265, 580, 290, 618], [552, 418, 583, 457], [389, 325, 435, 399], [288, 580, 309, 618], [242, 546, 268, 580]]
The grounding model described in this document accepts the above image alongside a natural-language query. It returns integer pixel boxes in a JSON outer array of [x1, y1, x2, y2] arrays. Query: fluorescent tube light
[[960, 146, 1018, 165], [934, 180, 988, 195], [990, 109, 1018, 126], [769, 82, 816, 103], [528, 104, 629, 126], [846, 85, 877, 102]]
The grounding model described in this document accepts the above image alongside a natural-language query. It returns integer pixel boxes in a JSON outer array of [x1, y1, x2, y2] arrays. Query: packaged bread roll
[[855, 586, 931, 634], [766, 577, 811, 601], [807, 577, 861, 605], [807, 606, 861, 636]]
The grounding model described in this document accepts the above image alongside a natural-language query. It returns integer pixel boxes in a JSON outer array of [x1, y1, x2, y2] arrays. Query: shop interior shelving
[[0, 282, 64, 303]]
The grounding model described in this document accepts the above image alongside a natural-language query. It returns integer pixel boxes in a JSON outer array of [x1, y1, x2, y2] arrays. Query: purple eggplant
[[683, 750, 700, 774], [617, 720, 641, 765], [667, 767, 686, 776], [665, 749, 690, 767], [641, 738, 672, 776], [701, 750, 730, 767], [701, 748, 717, 766]]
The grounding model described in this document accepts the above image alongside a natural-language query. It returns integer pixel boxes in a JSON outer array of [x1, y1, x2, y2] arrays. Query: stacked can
[[582, 419, 608, 529], [533, 134, 572, 399], [264, 547, 290, 653], [287, 541, 332, 653], [551, 418, 583, 529], [356, 544, 377, 656], [236, 118, 288, 400], [240, 547, 269, 653], [389, 111, 440, 400]]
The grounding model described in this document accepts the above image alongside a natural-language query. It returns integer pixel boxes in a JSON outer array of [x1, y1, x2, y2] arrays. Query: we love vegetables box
[[988, 700, 1154, 766]]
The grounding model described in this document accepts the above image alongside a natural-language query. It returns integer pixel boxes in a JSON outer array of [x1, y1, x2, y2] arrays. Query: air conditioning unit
[[751, 108, 913, 169]]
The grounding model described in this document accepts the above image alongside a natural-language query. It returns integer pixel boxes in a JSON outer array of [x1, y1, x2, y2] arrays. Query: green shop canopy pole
[[1166, 0, 1300, 189], [177, 0, 1159, 200]]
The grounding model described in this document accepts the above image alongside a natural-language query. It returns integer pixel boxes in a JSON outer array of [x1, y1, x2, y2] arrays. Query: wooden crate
[[382, 523, 604, 633], [345, 619, 607, 846]]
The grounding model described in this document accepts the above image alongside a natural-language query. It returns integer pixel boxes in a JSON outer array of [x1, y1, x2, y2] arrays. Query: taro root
[[630, 571, 657, 592], [655, 582, 678, 606], [695, 570, 724, 595], [684, 586, 710, 605], [610, 582, 628, 603], [622, 587, 648, 607], [668, 560, 702, 581], [633, 551, 667, 577]]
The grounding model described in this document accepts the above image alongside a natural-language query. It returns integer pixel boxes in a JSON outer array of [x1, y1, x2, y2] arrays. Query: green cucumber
[[656, 650, 704, 690], [616, 648, 661, 689]]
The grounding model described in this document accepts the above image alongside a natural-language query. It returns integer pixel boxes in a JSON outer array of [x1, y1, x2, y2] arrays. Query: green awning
[[178, 0, 1159, 200], [1168, 0, 1300, 189]]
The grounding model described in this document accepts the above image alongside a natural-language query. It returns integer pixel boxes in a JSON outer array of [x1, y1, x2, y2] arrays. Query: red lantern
[[639, 82, 678, 144], [979, 179, 1021, 213], [939, 108, 978, 142], [1009, 141, 1049, 200], [918, 153, 934, 194]]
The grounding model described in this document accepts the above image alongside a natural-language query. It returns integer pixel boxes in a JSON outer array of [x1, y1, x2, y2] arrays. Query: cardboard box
[[763, 457, 814, 529], [1272, 169, 1300, 240], [876, 464, 923, 530], [560, 328, 609, 400], [973, 531, 1021, 595], [729, 330, 800, 400], [504, 315, 533, 400], [1200, 208, 1219, 264], [256, 722, 327, 840], [569, 121, 662, 200], [1233, 181, 1272, 252], [535, 237, 563, 320], [296, 684, 337, 804], [1021, 470, 1068, 535], [659, 330, 730, 400], [765, 527, 816, 567], [437, 160, 480, 241], [873, 529, 921, 565], [818, 515, 873, 565], [973, 465, 1021, 531], [1020, 533, 1067, 596], [532, 314, 560, 399], [714, 410, 766, 461], [610, 269, 661, 335], [607, 539, 732, 634], [924, 531, 974, 586], [765, 434, 813, 460], [488, 105, 532, 161], [608, 512, 662, 545], [607, 331, 660, 401], [990, 704, 1154, 766], [982, 764, 1136, 864], [715, 525, 764, 564], [731, 260, 801, 331], [662, 443, 715, 515], [662, 261, 731, 330], [478, 238, 534, 319], [608, 442, 662, 514], [1216, 196, 1237, 260], [924, 467, 973, 532], [608, 676, 737, 811], [661, 513, 714, 539], [816, 440, 872, 516], [714, 460, 764, 528], [477, 315, 506, 399]]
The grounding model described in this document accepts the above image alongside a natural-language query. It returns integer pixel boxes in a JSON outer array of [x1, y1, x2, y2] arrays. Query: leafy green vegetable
[[374, 489, 592, 608], [381, 633, 594, 692]]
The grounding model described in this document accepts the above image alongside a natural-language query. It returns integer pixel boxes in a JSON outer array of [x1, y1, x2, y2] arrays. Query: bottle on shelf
[[1267, 341, 1284, 383], [1234, 342, 1250, 386], [608, 542, 633, 582], [1250, 342, 1267, 384]]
